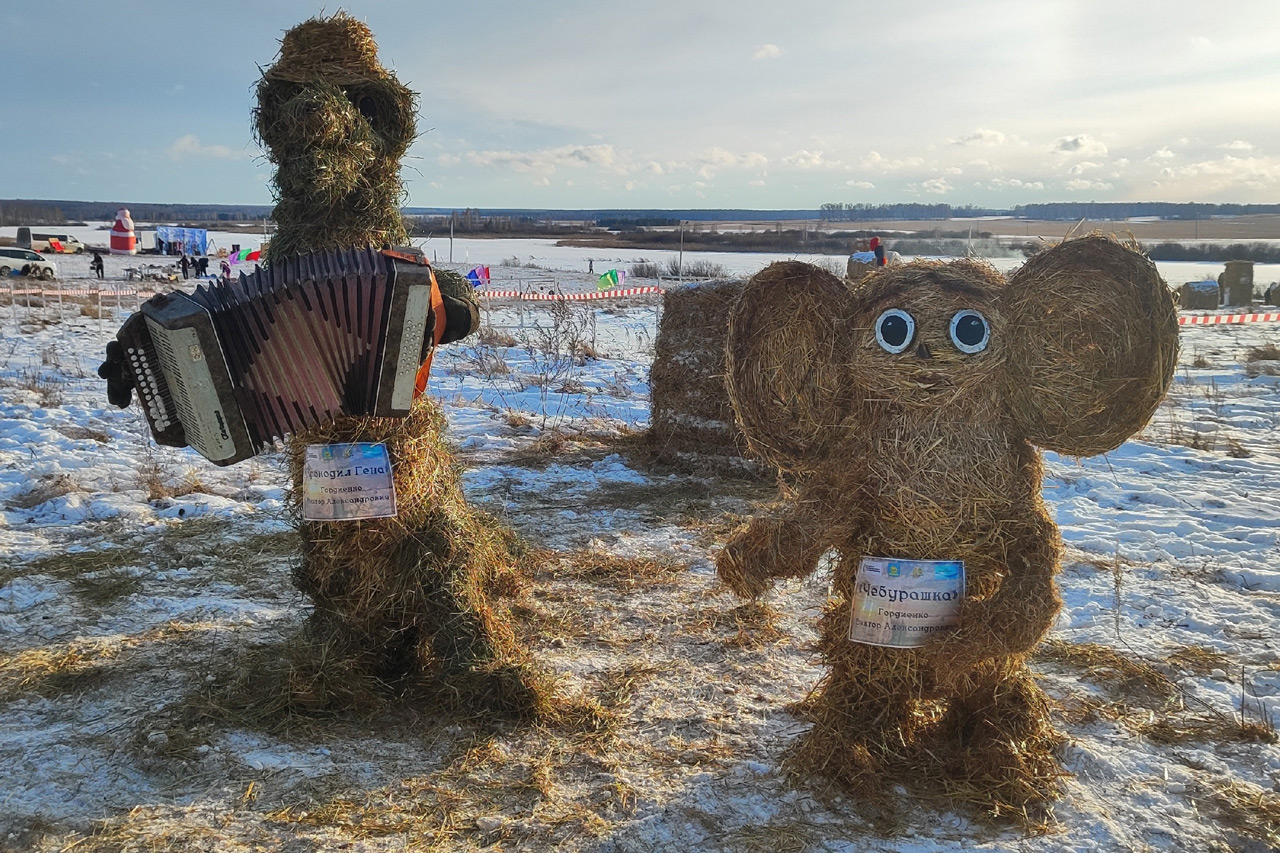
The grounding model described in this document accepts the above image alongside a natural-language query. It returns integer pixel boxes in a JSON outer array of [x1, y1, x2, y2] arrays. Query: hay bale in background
[[1218, 260, 1255, 307], [846, 258, 874, 281], [1178, 280, 1219, 311], [647, 278, 758, 469]]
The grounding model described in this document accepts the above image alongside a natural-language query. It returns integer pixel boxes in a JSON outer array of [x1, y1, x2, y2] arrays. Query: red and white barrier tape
[[478, 285, 664, 301], [1178, 312, 1280, 326]]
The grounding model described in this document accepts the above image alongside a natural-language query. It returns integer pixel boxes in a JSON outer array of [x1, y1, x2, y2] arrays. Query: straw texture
[[255, 12, 415, 261], [717, 238, 1178, 816], [255, 14, 549, 718]]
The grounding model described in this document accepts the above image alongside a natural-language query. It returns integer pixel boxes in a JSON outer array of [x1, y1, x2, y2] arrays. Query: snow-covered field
[[1, 248, 1278, 852]]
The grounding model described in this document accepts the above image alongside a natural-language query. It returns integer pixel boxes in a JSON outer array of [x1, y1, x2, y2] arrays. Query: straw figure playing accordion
[[716, 236, 1178, 814], [98, 13, 552, 718]]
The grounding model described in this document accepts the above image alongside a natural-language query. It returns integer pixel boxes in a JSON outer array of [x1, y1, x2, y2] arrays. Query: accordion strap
[[412, 268, 448, 399]]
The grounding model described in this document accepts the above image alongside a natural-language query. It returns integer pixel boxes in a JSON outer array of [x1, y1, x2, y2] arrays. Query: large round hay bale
[[846, 258, 874, 281], [1003, 235, 1179, 456], [647, 278, 754, 467]]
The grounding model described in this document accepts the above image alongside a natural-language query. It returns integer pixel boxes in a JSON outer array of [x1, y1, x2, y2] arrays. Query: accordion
[[112, 247, 448, 466]]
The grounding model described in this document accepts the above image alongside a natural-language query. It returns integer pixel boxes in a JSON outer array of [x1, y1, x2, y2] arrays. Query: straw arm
[[926, 520, 1062, 686], [715, 498, 841, 599]]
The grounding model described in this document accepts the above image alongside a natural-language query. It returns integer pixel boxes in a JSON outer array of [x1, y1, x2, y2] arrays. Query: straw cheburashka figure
[[252, 13, 551, 718], [716, 236, 1179, 813]]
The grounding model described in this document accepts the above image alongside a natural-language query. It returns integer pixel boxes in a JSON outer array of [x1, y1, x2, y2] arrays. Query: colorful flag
[[466, 265, 491, 287], [597, 269, 624, 291]]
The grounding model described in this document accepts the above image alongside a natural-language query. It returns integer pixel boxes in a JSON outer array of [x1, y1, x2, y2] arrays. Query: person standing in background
[[179, 254, 190, 280], [90, 251, 105, 279], [870, 236, 887, 267]]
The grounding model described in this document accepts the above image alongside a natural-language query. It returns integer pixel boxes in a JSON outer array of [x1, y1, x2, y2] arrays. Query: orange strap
[[413, 269, 448, 398]]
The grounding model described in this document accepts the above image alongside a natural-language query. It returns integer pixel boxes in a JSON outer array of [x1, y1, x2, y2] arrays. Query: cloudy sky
[[4, 0, 1279, 210]]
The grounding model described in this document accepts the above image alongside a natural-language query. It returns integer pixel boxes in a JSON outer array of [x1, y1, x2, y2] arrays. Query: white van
[[30, 233, 86, 254]]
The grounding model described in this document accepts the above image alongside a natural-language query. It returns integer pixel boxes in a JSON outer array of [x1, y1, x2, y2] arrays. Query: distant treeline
[[561, 225, 1000, 255], [1143, 242, 1280, 263], [405, 210, 592, 238], [819, 201, 1280, 221]]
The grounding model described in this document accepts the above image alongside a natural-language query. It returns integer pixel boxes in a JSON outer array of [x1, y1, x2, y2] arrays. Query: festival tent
[[465, 265, 491, 287], [155, 226, 209, 256], [597, 269, 625, 290]]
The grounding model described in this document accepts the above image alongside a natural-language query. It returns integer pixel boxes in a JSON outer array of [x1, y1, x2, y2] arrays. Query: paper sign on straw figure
[[716, 235, 1179, 815]]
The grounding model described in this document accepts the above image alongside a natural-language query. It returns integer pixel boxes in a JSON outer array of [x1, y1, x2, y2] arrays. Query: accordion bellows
[[116, 247, 442, 466]]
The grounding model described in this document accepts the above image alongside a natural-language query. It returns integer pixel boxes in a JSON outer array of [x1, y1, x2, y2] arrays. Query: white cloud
[[950, 128, 1005, 147], [696, 147, 768, 179], [845, 180, 875, 189], [752, 44, 782, 61], [782, 149, 828, 169], [1149, 147, 1176, 160], [989, 178, 1044, 190], [748, 179, 766, 187], [1065, 179, 1114, 191], [464, 144, 622, 175], [861, 151, 924, 171], [919, 177, 953, 195], [166, 134, 237, 160], [1220, 140, 1254, 151], [436, 153, 462, 167], [1052, 134, 1108, 158], [1067, 161, 1104, 175]]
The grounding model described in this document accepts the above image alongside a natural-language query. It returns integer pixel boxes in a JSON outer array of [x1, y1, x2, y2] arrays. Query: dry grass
[[5, 472, 79, 510], [1243, 341, 1280, 377], [540, 548, 686, 591], [1194, 778, 1280, 850], [478, 325, 518, 348], [1037, 639, 1276, 746]]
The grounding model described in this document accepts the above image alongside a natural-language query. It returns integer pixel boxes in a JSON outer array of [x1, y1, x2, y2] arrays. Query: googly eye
[[949, 309, 990, 354], [875, 308, 915, 354]]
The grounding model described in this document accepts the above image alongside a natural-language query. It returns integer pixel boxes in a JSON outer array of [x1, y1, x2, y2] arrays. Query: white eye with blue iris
[[875, 308, 915, 354], [949, 309, 990, 354]]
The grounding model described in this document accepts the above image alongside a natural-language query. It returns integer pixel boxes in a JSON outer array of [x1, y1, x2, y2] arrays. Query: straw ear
[[1002, 235, 1180, 455], [725, 261, 860, 469]]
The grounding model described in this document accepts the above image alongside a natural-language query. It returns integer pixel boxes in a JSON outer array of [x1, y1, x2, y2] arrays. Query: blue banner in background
[[155, 226, 209, 255]]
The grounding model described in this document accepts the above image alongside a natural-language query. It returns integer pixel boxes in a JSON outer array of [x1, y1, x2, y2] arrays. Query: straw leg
[[935, 664, 1064, 809], [794, 638, 930, 803]]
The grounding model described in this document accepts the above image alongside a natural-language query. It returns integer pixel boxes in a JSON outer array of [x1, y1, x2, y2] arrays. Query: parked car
[[0, 247, 58, 280]]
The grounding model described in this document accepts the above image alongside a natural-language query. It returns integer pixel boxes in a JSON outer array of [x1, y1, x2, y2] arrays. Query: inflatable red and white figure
[[109, 209, 137, 255]]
